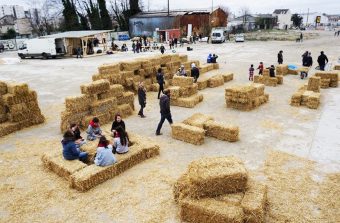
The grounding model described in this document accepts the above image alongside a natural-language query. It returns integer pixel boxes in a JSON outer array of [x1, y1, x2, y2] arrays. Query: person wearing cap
[[191, 63, 200, 83], [178, 65, 187, 76]]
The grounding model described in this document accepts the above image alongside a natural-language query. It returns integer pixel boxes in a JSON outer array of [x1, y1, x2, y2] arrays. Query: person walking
[[257, 62, 264, 75], [300, 32, 303, 42], [155, 89, 173, 136], [137, 81, 146, 118], [317, 51, 328, 71], [76, 46, 82, 59], [156, 68, 165, 99], [132, 41, 136, 53], [160, 44, 165, 54], [249, 64, 254, 81], [191, 63, 200, 83], [278, 50, 283, 64]]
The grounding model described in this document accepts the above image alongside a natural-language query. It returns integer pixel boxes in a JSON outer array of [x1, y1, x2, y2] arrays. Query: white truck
[[211, 28, 227, 44], [18, 38, 65, 59]]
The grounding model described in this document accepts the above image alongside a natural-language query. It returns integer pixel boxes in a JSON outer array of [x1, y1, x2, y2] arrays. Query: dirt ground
[[0, 31, 339, 222]]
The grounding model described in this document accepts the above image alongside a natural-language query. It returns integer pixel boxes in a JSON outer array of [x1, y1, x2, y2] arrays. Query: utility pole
[[212, 0, 213, 12], [306, 8, 309, 26], [168, 0, 169, 16]]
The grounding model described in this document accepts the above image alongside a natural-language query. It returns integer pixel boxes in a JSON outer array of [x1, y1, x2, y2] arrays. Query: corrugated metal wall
[[129, 17, 176, 37]]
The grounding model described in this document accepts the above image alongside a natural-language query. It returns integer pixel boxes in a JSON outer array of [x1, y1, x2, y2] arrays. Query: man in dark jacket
[[317, 51, 328, 71], [156, 68, 165, 99], [278, 50, 283, 64], [137, 81, 146, 118], [160, 44, 165, 54], [191, 63, 200, 83], [156, 90, 173, 136]]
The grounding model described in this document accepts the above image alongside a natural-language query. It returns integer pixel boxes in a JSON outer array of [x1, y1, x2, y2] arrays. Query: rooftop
[[40, 30, 113, 39], [131, 10, 210, 18], [273, 9, 289, 14]]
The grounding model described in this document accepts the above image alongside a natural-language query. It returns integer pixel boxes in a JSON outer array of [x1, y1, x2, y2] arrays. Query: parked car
[[235, 34, 245, 42], [211, 29, 226, 43]]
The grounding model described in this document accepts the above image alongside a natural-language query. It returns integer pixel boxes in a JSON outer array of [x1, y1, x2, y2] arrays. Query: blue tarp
[[288, 64, 298, 70]]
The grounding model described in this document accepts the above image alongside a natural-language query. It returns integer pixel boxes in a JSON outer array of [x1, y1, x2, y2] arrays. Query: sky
[[0, 0, 339, 15]]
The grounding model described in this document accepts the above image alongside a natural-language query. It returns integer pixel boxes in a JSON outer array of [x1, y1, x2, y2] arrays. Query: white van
[[18, 38, 65, 59], [211, 29, 226, 43]]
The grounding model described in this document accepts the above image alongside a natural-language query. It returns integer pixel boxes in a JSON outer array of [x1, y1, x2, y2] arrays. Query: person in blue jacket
[[207, 54, 213, 63], [62, 130, 88, 162]]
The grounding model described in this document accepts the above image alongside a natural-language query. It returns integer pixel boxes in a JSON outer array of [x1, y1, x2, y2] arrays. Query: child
[[257, 62, 264, 75], [86, 117, 102, 141], [70, 123, 86, 148], [113, 127, 129, 154], [62, 130, 88, 162], [268, 65, 276, 77], [94, 136, 117, 167], [249, 64, 255, 81]]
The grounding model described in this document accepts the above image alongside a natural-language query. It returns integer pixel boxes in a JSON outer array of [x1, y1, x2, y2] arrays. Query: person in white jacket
[[113, 127, 129, 154], [94, 136, 117, 167]]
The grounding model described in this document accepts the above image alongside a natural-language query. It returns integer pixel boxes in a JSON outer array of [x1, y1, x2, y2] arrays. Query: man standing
[[160, 44, 165, 54], [156, 68, 164, 99], [156, 89, 173, 136], [278, 50, 283, 64], [300, 32, 303, 42], [137, 81, 146, 118], [317, 51, 328, 71], [191, 63, 200, 83]]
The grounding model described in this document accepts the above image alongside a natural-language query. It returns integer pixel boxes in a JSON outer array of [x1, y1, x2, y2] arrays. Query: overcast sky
[[0, 0, 339, 15]]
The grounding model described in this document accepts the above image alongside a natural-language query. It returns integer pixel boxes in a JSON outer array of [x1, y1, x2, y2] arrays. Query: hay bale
[[213, 63, 220, 69], [222, 73, 234, 82], [171, 123, 205, 145], [251, 83, 265, 97], [2, 90, 37, 105], [263, 69, 269, 77], [98, 63, 120, 74], [241, 181, 267, 223], [168, 86, 180, 99], [0, 122, 21, 137], [175, 157, 248, 200], [0, 81, 7, 96], [276, 64, 288, 76], [70, 140, 160, 191], [179, 84, 198, 97], [90, 98, 117, 114], [80, 80, 110, 95], [306, 92, 320, 109], [179, 198, 244, 223], [197, 79, 208, 90], [265, 77, 278, 87], [7, 83, 29, 95], [208, 75, 224, 88], [41, 152, 87, 181], [253, 75, 264, 84], [301, 91, 313, 106], [0, 114, 8, 123], [179, 54, 188, 62], [160, 55, 172, 65], [320, 78, 331, 88], [334, 64, 340, 70], [290, 91, 303, 106], [307, 76, 321, 92], [172, 76, 194, 87], [170, 94, 203, 108], [117, 92, 135, 110], [203, 120, 239, 142], [288, 68, 299, 75], [276, 75, 284, 85], [65, 94, 92, 113], [98, 84, 124, 100], [120, 61, 141, 71], [117, 104, 133, 118], [183, 113, 214, 128]]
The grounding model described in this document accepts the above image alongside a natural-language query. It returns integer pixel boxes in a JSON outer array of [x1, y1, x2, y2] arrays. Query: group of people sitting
[[248, 62, 275, 81], [175, 63, 200, 83], [61, 114, 130, 167]]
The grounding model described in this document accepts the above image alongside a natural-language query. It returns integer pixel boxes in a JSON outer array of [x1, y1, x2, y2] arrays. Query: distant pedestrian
[[257, 62, 264, 75], [160, 44, 165, 54], [300, 33, 303, 42], [249, 64, 254, 81], [155, 89, 173, 136], [76, 46, 82, 59], [156, 68, 165, 99], [191, 63, 200, 83], [268, 65, 276, 77], [317, 51, 328, 71], [137, 81, 146, 118], [302, 51, 309, 66], [278, 50, 283, 64], [132, 41, 136, 53], [211, 54, 218, 63]]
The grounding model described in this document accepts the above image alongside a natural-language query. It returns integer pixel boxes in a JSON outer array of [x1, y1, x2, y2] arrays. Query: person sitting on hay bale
[[94, 136, 117, 167], [211, 54, 218, 63], [177, 65, 187, 77], [113, 127, 129, 154], [86, 117, 102, 141], [111, 114, 126, 135], [70, 123, 86, 148], [62, 130, 88, 162], [268, 65, 276, 77], [191, 63, 200, 83]]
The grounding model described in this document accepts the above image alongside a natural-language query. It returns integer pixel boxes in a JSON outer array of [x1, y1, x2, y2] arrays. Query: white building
[[0, 5, 25, 19], [300, 12, 329, 27], [273, 9, 293, 30]]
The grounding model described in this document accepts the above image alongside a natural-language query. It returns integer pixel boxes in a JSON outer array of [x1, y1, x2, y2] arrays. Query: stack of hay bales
[[225, 84, 269, 111], [314, 71, 338, 88], [290, 82, 321, 109], [197, 72, 234, 91], [60, 80, 134, 132], [171, 113, 239, 145], [174, 157, 267, 223], [169, 76, 203, 108], [207, 74, 225, 88], [254, 69, 283, 87], [334, 64, 340, 71], [276, 64, 289, 76], [0, 81, 45, 137]]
